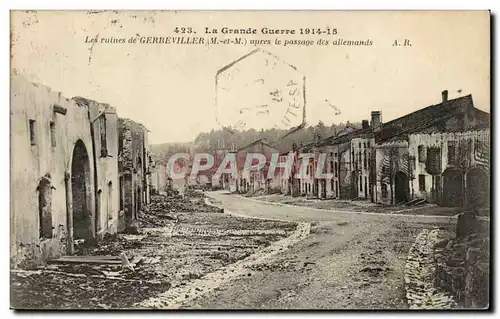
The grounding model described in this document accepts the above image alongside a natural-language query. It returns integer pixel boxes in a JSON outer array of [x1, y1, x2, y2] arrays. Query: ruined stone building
[[314, 122, 376, 201], [279, 91, 489, 209], [197, 149, 232, 189], [293, 141, 316, 197], [287, 121, 376, 200], [117, 118, 153, 231], [228, 139, 281, 194], [11, 75, 119, 266], [277, 151, 293, 195], [151, 163, 167, 195], [374, 91, 490, 208]]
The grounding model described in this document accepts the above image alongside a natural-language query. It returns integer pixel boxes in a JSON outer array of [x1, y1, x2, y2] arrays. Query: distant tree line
[[151, 121, 361, 164]]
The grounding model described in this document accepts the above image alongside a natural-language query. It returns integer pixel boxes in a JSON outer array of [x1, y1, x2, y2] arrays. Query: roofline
[[235, 138, 282, 153], [376, 103, 470, 143], [382, 94, 473, 128]]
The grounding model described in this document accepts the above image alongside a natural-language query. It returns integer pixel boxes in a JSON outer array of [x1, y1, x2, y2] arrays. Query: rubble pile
[[76, 233, 144, 256], [11, 268, 171, 309], [11, 191, 299, 309], [139, 194, 222, 228], [184, 187, 205, 198], [404, 229, 457, 309], [434, 213, 490, 308], [148, 194, 221, 214]]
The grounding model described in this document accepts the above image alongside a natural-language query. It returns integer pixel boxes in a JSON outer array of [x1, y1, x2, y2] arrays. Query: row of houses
[[11, 75, 155, 266], [220, 90, 489, 210]]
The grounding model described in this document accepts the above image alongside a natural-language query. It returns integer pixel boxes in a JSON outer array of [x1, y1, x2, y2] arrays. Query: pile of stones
[[434, 213, 490, 309], [404, 229, 457, 309]]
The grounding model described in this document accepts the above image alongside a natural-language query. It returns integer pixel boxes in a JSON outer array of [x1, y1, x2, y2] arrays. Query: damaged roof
[[377, 95, 490, 143], [234, 138, 281, 153], [316, 127, 373, 147]]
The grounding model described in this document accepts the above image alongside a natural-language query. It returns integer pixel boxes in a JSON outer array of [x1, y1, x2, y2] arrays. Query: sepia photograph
[[9, 10, 491, 310]]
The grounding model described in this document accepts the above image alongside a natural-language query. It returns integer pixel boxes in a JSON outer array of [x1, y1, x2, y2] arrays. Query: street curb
[[134, 197, 311, 309], [234, 194, 460, 220]]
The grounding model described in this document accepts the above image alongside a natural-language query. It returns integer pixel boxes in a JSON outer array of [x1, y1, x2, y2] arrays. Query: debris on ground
[[11, 191, 298, 309]]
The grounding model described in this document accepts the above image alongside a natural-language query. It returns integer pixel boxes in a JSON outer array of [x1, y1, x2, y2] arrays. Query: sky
[[11, 10, 490, 144]]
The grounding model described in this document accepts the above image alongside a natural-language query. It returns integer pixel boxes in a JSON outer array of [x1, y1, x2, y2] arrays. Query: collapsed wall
[[434, 213, 490, 308]]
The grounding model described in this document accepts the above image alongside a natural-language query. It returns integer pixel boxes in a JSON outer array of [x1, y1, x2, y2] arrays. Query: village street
[[185, 191, 458, 309]]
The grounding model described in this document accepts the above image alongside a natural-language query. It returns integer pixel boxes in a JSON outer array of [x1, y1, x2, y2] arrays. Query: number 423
[[174, 27, 194, 34]]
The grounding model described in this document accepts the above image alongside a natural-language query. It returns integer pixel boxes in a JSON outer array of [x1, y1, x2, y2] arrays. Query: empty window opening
[[29, 119, 36, 145], [50, 121, 56, 147], [99, 115, 108, 157], [38, 176, 53, 239], [381, 183, 388, 199], [418, 145, 426, 163], [419, 175, 426, 192]]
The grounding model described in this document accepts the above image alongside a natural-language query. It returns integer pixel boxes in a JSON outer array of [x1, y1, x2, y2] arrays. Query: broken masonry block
[[125, 220, 140, 235]]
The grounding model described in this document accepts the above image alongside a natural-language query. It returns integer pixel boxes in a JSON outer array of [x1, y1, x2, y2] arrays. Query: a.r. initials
[[392, 39, 412, 47]]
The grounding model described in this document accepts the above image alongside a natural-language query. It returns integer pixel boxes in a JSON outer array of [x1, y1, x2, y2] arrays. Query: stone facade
[[350, 136, 376, 200], [73, 97, 120, 237], [374, 92, 489, 207], [375, 130, 489, 207], [290, 125, 375, 200], [282, 91, 489, 208], [10, 75, 120, 267]]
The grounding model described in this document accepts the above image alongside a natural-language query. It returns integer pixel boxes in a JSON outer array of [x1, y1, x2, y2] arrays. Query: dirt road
[[185, 191, 457, 310]]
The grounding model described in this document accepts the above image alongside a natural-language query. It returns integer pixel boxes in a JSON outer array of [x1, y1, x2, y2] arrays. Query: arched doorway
[[466, 168, 489, 209], [71, 140, 92, 240], [442, 169, 463, 207], [394, 171, 409, 204]]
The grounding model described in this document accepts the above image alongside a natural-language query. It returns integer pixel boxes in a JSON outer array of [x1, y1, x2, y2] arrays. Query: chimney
[[371, 111, 382, 132], [442, 90, 448, 103], [362, 120, 369, 130]]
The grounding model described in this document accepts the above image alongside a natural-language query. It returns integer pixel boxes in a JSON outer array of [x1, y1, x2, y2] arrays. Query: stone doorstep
[[48, 255, 122, 265]]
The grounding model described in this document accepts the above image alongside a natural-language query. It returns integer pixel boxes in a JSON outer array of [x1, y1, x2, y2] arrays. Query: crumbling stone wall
[[11, 224, 67, 269], [435, 213, 490, 309], [118, 118, 148, 231], [119, 118, 134, 172], [11, 74, 95, 267]]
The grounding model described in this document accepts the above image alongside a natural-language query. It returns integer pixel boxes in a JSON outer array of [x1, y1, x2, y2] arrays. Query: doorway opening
[[394, 171, 410, 204], [442, 169, 463, 207], [71, 140, 92, 240]]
